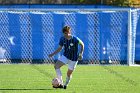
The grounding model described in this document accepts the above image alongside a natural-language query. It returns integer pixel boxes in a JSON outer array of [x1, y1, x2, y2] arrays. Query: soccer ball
[[52, 78, 60, 87]]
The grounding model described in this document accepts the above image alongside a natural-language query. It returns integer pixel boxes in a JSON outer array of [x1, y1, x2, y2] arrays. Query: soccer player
[[48, 26, 84, 89]]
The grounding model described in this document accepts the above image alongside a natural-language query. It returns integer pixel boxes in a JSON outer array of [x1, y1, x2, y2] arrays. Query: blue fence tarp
[[0, 5, 139, 63]]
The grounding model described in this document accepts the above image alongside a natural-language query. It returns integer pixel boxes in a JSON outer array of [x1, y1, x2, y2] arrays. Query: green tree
[[105, 0, 140, 7], [71, 0, 99, 4]]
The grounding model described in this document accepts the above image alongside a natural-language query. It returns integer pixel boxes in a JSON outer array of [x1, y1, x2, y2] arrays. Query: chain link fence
[[0, 9, 139, 65]]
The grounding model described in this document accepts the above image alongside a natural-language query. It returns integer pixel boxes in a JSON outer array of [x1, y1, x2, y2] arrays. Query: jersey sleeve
[[76, 37, 83, 45], [59, 37, 64, 46]]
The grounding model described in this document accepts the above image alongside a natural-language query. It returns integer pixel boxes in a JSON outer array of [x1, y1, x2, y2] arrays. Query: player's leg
[[54, 55, 68, 87], [64, 69, 73, 89], [64, 60, 78, 89], [54, 60, 65, 86]]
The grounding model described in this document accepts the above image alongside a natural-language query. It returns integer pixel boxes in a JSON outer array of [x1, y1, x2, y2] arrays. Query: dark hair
[[62, 26, 70, 33]]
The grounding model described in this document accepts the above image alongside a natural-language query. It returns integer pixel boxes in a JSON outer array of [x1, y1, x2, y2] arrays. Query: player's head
[[62, 26, 71, 36]]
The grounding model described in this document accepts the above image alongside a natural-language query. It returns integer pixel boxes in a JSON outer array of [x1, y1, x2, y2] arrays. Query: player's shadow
[[31, 64, 54, 78], [0, 88, 54, 90]]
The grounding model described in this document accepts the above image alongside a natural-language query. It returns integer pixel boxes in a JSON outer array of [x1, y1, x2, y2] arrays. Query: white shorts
[[58, 55, 78, 70]]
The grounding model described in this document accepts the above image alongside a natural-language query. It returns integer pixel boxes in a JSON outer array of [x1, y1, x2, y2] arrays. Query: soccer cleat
[[64, 85, 67, 89], [53, 84, 64, 89]]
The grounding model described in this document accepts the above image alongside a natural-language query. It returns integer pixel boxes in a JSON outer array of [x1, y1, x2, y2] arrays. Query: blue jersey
[[59, 36, 80, 61]]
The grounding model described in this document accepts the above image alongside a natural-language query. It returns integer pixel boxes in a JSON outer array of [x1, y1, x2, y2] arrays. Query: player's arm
[[49, 37, 64, 57], [78, 39, 84, 60], [48, 45, 63, 57]]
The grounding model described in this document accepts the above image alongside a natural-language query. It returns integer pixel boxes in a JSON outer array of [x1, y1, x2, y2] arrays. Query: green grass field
[[0, 64, 139, 93]]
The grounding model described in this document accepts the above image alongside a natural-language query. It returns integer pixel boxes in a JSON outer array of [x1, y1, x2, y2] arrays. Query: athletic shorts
[[58, 55, 78, 70]]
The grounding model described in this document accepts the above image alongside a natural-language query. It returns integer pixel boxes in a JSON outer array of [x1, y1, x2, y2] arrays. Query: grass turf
[[0, 64, 139, 93]]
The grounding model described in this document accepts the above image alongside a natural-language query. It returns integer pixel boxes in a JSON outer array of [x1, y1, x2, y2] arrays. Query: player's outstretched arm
[[48, 45, 62, 57]]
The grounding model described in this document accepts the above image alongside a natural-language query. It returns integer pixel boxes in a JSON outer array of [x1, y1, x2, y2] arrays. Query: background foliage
[[0, 0, 139, 7]]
